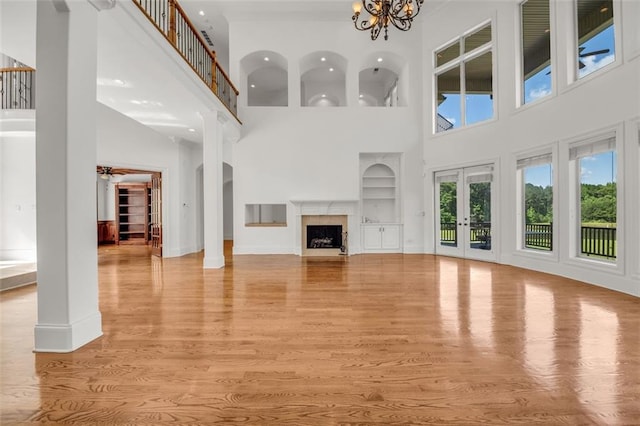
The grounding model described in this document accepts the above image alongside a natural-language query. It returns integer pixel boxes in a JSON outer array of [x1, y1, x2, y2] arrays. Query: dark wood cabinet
[[115, 183, 151, 245], [97, 221, 117, 244]]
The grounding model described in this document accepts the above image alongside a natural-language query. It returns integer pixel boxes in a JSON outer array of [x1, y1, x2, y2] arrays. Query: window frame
[[514, 145, 558, 261], [433, 19, 496, 134], [565, 126, 624, 274], [572, 0, 619, 82], [518, 0, 554, 107]]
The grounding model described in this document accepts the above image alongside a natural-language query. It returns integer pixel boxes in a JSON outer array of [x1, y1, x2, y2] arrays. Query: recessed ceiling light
[[250, 84, 256, 88], [329, 67, 334, 72], [359, 94, 363, 98], [199, 10, 205, 16], [188, 128, 196, 132], [321, 94, 326, 98], [264, 57, 270, 61], [321, 57, 326, 62], [114, 79, 125, 86], [377, 57, 383, 62]]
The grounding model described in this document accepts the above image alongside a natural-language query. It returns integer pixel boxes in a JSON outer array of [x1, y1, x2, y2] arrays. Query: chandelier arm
[[387, 16, 412, 32]]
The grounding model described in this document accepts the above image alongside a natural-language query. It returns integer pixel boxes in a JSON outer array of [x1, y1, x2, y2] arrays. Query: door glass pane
[[464, 51, 493, 126], [524, 163, 553, 250], [469, 181, 491, 251], [439, 181, 458, 247], [436, 66, 460, 133]]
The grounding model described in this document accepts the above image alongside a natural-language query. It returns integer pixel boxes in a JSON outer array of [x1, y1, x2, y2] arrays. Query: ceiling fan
[[98, 166, 113, 180], [578, 46, 610, 69]]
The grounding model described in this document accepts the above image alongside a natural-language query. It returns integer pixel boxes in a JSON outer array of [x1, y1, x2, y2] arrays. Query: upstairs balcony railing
[[0, 67, 35, 110], [132, 0, 239, 121]]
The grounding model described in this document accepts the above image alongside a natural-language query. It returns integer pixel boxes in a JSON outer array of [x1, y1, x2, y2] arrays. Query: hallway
[[1, 246, 639, 423]]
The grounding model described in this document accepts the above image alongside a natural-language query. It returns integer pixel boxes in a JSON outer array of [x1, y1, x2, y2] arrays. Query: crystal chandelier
[[352, 0, 424, 41]]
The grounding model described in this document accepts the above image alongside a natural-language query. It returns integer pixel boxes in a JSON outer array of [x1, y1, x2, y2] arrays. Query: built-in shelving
[[116, 183, 151, 245]]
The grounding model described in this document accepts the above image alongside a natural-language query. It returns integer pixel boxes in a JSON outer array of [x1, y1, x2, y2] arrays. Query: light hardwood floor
[[1, 244, 639, 424]]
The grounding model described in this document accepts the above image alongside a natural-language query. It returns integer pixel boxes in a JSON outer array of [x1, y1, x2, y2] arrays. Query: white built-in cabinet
[[360, 153, 403, 253]]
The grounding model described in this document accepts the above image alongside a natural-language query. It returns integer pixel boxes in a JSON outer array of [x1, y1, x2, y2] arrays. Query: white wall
[[97, 103, 201, 258], [228, 18, 425, 255], [421, 0, 640, 296], [96, 177, 115, 221], [0, 133, 36, 261]]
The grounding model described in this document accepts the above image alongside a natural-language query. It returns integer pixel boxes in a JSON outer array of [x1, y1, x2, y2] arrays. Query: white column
[[34, 0, 102, 352], [202, 111, 225, 269]]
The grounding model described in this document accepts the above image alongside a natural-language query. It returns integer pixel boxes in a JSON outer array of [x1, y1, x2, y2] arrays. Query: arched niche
[[240, 51, 288, 107], [300, 51, 347, 107], [358, 52, 408, 107]]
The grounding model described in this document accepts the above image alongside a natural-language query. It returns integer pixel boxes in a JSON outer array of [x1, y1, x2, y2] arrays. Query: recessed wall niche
[[245, 204, 287, 226], [240, 51, 288, 107], [300, 51, 347, 107], [359, 53, 407, 107]]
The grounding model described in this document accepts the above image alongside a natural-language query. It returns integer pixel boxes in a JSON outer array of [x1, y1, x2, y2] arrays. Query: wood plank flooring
[[1, 245, 639, 424]]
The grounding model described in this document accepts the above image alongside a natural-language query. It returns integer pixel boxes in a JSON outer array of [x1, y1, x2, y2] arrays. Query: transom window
[[434, 22, 494, 133], [576, 0, 615, 79], [521, 0, 552, 105]]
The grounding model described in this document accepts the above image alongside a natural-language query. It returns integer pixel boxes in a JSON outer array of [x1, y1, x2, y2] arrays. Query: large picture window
[[521, 0, 552, 104], [570, 137, 617, 261], [517, 153, 553, 251], [435, 23, 493, 133], [576, 0, 615, 79]]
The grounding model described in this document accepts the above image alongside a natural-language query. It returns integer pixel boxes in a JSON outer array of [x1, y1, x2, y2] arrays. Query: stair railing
[[132, 0, 240, 122], [0, 67, 36, 110]]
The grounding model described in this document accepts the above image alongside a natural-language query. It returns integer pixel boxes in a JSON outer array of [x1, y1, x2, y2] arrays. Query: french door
[[435, 165, 496, 261], [150, 173, 162, 257]]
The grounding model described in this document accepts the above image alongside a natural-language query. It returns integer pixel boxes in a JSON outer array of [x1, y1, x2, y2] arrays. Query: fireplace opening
[[307, 225, 342, 249]]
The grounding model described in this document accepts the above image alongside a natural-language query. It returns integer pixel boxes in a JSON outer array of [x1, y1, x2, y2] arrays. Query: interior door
[[150, 173, 162, 257], [435, 165, 495, 261]]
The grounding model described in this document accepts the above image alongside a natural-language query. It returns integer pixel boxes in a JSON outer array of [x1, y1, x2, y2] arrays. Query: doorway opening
[[96, 166, 163, 257]]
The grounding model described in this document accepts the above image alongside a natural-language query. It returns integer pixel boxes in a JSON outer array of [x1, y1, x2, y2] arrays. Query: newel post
[[168, 0, 177, 45]]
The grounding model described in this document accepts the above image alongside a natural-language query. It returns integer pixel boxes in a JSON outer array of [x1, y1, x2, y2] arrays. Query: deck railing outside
[[132, 0, 239, 120], [524, 223, 552, 250], [581, 225, 616, 259], [0, 67, 35, 110]]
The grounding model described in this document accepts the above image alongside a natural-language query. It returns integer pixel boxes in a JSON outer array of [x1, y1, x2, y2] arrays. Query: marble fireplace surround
[[291, 200, 359, 256]]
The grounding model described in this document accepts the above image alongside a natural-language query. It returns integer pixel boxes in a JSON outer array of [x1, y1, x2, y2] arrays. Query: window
[[517, 153, 553, 251], [576, 0, 615, 79], [435, 22, 493, 133], [570, 137, 617, 261], [521, 0, 552, 104]]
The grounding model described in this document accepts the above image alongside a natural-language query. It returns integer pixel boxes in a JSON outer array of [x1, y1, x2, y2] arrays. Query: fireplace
[[291, 200, 358, 256], [307, 225, 342, 249]]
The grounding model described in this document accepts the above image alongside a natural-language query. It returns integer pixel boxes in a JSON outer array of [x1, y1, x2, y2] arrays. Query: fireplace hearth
[[306, 225, 342, 249]]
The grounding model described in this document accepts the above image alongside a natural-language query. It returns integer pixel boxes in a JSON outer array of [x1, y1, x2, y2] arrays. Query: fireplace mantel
[[291, 200, 359, 216]]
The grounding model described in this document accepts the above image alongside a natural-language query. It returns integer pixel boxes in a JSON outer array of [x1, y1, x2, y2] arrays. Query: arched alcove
[[300, 51, 347, 107], [358, 52, 408, 107], [240, 51, 288, 106]]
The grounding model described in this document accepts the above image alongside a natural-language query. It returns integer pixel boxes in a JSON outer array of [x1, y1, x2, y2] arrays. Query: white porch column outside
[[202, 111, 225, 269], [34, 0, 102, 352]]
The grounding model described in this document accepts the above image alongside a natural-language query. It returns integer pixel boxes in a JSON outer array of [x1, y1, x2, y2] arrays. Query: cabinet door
[[381, 225, 401, 249], [363, 226, 383, 250]]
